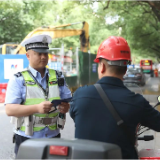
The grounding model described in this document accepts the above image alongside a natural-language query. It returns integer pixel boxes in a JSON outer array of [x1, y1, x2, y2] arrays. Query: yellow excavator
[[0, 21, 89, 54]]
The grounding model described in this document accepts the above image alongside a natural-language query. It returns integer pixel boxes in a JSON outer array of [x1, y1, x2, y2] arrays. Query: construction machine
[[0, 21, 89, 54]]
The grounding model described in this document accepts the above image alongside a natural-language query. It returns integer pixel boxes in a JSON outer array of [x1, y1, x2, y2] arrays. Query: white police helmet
[[21, 34, 52, 53]]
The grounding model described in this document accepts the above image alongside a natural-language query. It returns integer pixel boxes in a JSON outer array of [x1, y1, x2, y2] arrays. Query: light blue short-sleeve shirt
[[5, 66, 72, 138]]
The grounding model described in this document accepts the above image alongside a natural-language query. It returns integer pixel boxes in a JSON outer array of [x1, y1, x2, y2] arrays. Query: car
[[123, 68, 145, 86]]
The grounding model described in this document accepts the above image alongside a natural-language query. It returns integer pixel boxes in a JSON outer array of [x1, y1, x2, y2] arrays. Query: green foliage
[[50, 1, 119, 53], [101, 1, 160, 60], [1, 0, 160, 62], [0, 0, 56, 44]]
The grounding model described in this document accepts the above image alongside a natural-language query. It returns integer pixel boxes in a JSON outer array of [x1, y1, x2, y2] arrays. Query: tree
[[95, 1, 160, 59], [47, 1, 118, 53], [2, 0, 160, 61], [0, 0, 56, 44], [70, 0, 160, 60]]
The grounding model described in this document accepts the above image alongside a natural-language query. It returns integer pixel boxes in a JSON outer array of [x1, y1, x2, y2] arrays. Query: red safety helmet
[[94, 36, 131, 64]]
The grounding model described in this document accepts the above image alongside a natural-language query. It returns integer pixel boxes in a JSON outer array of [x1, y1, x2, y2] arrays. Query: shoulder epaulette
[[14, 72, 22, 77]]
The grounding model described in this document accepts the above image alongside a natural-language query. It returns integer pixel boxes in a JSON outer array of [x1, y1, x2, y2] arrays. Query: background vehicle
[[123, 68, 145, 86], [140, 59, 154, 77], [0, 21, 89, 54], [0, 43, 18, 55]]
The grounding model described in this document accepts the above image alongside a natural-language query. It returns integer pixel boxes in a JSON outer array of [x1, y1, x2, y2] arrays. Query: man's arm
[[5, 104, 38, 117], [5, 75, 53, 117], [5, 101, 53, 117], [69, 89, 79, 121], [69, 101, 75, 121], [141, 99, 160, 132]]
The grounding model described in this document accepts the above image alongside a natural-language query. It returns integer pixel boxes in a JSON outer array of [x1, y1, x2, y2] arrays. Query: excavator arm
[[14, 21, 89, 54]]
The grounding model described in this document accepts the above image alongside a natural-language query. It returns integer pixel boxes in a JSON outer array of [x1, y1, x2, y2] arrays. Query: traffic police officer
[[5, 34, 72, 156], [70, 36, 160, 159]]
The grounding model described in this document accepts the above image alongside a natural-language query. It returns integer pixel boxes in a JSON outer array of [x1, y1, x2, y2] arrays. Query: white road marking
[[146, 77, 151, 84]]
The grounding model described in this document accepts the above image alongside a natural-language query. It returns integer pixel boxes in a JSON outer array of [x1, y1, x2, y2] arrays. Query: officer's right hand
[[37, 101, 53, 113]]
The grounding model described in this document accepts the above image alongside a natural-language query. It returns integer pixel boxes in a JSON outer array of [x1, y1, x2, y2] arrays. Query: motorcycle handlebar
[[138, 135, 154, 141]]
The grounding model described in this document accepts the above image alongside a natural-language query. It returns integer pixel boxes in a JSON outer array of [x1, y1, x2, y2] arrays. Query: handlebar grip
[[138, 135, 154, 141]]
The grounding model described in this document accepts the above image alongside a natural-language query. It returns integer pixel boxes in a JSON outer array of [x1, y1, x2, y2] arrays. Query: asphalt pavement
[[0, 103, 15, 159]]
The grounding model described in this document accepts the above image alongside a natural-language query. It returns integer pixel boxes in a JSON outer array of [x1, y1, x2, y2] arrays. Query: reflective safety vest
[[11, 69, 61, 136]]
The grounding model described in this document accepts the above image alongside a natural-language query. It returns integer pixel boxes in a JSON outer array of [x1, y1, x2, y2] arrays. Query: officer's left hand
[[57, 102, 70, 114]]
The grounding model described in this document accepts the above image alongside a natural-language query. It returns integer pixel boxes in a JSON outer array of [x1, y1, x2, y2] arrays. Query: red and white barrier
[[0, 83, 7, 103]]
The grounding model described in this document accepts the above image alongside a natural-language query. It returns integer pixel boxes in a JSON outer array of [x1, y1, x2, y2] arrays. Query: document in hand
[[51, 98, 72, 107]]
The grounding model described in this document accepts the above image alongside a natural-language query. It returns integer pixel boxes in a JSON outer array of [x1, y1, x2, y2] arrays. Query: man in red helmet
[[70, 36, 160, 159]]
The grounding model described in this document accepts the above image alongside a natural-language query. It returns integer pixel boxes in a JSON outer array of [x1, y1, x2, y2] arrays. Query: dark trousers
[[14, 133, 61, 156]]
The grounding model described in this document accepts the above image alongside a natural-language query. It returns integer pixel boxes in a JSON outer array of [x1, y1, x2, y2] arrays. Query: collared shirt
[[70, 76, 160, 159], [5, 66, 72, 138]]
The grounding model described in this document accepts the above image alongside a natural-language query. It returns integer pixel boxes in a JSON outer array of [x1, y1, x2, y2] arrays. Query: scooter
[[16, 83, 160, 159], [16, 103, 123, 159], [16, 138, 122, 159]]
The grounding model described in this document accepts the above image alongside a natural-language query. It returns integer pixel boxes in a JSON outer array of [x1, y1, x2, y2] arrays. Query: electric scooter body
[[17, 139, 122, 159]]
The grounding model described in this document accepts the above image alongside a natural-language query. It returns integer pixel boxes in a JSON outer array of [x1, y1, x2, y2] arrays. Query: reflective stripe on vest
[[20, 69, 60, 132]]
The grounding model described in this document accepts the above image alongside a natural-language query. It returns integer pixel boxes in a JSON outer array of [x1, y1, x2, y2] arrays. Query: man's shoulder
[[12, 69, 27, 83], [77, 84, 94, 91], [73, 84, 95, 97], [135, 93, 148, 104], [7, 71, 24, 90], [11, 73, 24, 82], [14, 68, 28, 77]]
